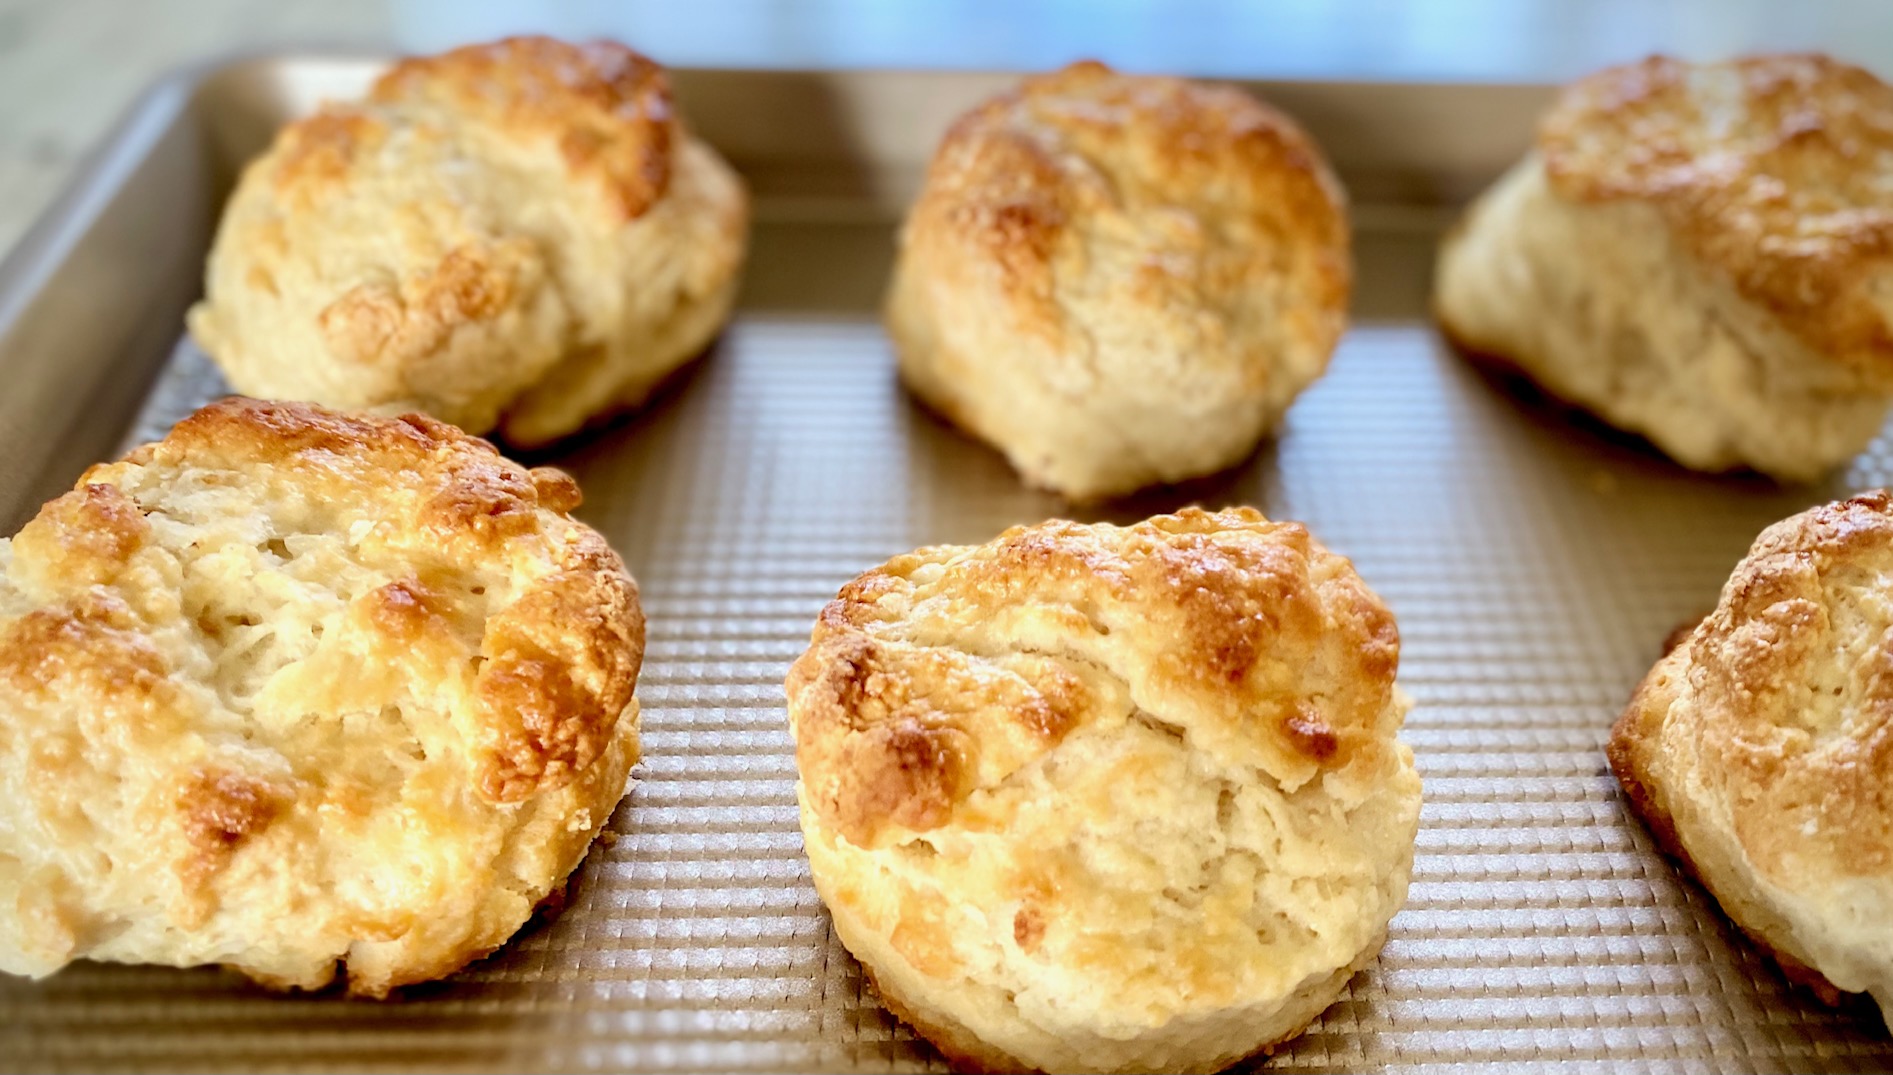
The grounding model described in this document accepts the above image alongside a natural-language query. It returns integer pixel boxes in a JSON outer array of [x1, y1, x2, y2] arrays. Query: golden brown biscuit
[[188, 36, 749, 447], [886, 62, 1351, 501], [1610, 490, 1893, 1016], [786, 507, 1421, 1073], [1436, 54, 1893, 480], [0, 398, 644, 995]]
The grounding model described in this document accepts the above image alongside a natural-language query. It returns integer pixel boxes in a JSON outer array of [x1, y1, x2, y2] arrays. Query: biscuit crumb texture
[[1436, 54, 1893, 480], [188, 36, 749, 448], [887, 62, 1351, 502], [787, 507, 1420, 1073], [0, 398, 644, 996], [1610, 490, 1893, 1020]]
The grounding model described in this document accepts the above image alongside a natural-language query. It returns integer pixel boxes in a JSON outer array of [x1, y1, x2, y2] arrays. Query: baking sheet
[[3, 57, 1893, 1074]]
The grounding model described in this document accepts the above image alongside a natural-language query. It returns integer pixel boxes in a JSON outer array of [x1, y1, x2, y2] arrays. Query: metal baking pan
[[3, 53, 1892, 1074]]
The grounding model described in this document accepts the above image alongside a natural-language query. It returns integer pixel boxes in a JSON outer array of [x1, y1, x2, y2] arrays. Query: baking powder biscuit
[[786, 507, 1421, 1073], [1610, 490, 1893, 1015], [188, 36, 749, 447], [886, 62, 1351, 501], [0, 398, 643, 995], [1436, 54, 1893, 480]]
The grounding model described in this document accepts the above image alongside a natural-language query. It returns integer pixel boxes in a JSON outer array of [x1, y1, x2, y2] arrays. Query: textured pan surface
[[2, 59, 1893, 1074]]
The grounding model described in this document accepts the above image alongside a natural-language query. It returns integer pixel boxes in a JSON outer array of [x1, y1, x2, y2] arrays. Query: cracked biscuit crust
[[1541, 54, 1893, 378], [886, 61, 1350, 501], [187, 35, 749, 447], [1434, 54, 1893, 480], [0, 398, 644, 996], [1610, 490, 1893, 1017], [787, 507, 1421, 1074]]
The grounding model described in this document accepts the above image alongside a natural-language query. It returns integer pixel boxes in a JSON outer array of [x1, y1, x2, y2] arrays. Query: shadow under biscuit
[[895, 382, 1287, 535], [1068, 440, 1286, 528], [1436, 325, 1794, 493], [1608, 771, 1893, 1039], [504, 335, 726, 469]]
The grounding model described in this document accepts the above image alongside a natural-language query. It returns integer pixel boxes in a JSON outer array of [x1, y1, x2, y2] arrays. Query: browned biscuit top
[[1539, 54, 1893, 375], [0, 396, 646, 994], [786, 506, 1400, 850], [269, 36, 676, 223], [905, 60, 1350, 364], [8, 397, 642, 805], [366, 35, 675, 221]]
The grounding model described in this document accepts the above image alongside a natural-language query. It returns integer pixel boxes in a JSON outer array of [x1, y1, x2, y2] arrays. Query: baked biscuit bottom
[[845, 911, 1386, 1075]]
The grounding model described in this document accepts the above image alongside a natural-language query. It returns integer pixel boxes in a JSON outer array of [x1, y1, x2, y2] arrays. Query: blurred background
[[3, 0, 1893, 257]]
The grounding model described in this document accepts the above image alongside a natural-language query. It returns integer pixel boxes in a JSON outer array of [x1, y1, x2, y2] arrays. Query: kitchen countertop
[[0, 0, 386, 259]]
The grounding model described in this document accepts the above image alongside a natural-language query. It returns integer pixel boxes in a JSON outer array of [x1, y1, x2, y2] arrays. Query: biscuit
[[0, 398, 644, 996], [1435, 54, 1893, 481], [786, 507, 1421, 1073], [187, 36, 749, 447], [1610, 490, 1893, 1016], [885, 62, 1351, 502]]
